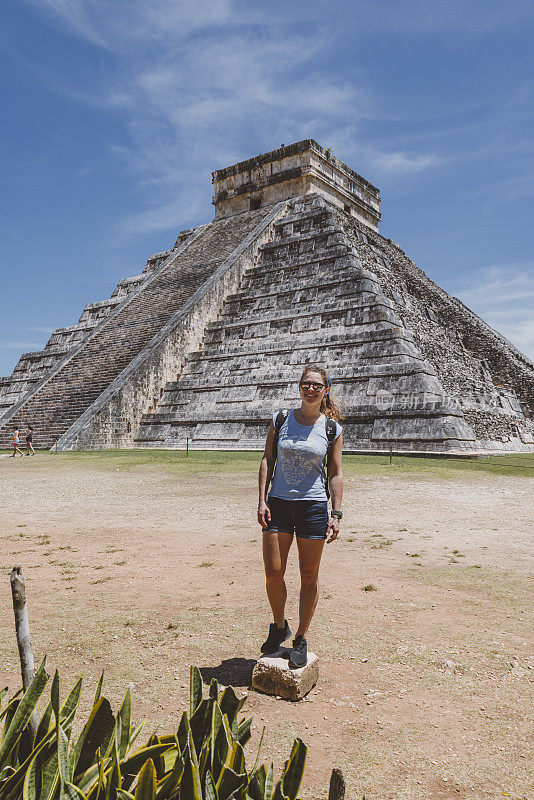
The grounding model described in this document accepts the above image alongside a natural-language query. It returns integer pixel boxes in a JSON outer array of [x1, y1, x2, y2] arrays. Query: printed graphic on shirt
[[279, 435, 326, 487]]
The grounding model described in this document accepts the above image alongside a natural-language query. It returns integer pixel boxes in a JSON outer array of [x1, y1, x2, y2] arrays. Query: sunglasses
[[299, 381, 325, 391]]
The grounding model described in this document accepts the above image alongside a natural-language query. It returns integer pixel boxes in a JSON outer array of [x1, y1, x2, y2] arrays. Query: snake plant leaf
[[280, 739, 306, 800], [93, 674, 104, 707], [64, 783, 89, 800], [134, 759, 156, 800], [0, 659, 48, 772], [229, 741, 245, 776], [34, 700, 53, 746], [210, 701, 223, 774], [51, 670, 61, 720], [237, 717, 252, 747], [264, 763, 274, 800], [219, 688, 245, 729], [117, 689, 132, 760], [40, 752, 59, 800], [204, 770, 219, 800], [190, 698, 214, 755], [145, 736, 165, 781], [189, 667, 203, 717], [57, 723, 71, 786], [246, 764, 267, 800], [116, 791, 135, 800], [22, 746, 40, 800], [71, 697, 115, 778], [104, 739, 121, 800], [176, 712, 189, 753], [75, 762, 101, 795], [209, 680, 219, 701], [0, 689, 22, 723], [272, 780, 289, 800], [212, 715, 232, 784], [179, 730, 202, 800], [60, 678, 83, 732], [120, 744, 175, 792], [2, 726, 58, 800], [0, 688, 8, 708], [128, 722, 145, 755], [154, 750, 183, 800], [215, 764, 246, 799]]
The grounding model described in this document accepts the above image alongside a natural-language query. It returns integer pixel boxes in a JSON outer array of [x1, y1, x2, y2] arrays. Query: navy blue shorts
[[264, 497, 328, 540]]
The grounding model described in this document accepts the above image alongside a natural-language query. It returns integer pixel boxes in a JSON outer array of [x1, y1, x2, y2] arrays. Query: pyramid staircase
[[0, 208, 273, 449], [136, 195, 486, 452]]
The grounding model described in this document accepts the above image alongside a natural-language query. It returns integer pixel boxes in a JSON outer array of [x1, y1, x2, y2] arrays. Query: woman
[[26, 425, 35, 456], [10, 427, 24, 457], [257, 364, 343, 667]]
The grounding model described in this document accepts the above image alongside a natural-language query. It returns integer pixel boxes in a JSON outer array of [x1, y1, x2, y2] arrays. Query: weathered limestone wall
[[57, 202, 288, 450], [339, 217, 534, 449], [0, 244, 181, 416]]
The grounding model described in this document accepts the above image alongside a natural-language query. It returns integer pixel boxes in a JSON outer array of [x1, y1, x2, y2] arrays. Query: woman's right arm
[[258, 422, 276, 528]]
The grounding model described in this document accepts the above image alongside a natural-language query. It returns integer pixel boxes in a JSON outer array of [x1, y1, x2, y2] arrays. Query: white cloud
[[453, 264, 534, 360]]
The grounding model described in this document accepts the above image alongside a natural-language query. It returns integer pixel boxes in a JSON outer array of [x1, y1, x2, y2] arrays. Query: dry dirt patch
[[0, 451, 532, 800]]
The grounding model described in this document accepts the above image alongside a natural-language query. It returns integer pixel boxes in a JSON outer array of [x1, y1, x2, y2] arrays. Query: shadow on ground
[[200, 658, 256, 687]]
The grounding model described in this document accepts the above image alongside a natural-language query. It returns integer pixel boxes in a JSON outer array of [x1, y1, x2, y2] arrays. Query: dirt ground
[[0, 451, 532, 800]]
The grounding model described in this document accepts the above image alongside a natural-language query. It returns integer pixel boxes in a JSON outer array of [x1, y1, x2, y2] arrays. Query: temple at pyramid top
[[212, 139, 381, 231]]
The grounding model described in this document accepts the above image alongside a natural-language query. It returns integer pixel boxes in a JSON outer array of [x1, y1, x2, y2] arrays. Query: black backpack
[[271, 410, 337, 498]]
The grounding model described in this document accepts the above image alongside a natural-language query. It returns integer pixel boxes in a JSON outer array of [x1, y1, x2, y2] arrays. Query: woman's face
[[299, 371, 327, 405]]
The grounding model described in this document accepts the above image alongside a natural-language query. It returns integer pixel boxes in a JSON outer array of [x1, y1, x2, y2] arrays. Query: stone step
[[0, 208, 271, 448]]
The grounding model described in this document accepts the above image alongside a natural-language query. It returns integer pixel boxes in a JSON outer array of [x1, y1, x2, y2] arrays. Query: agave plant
[[0, 661, 307, 800]]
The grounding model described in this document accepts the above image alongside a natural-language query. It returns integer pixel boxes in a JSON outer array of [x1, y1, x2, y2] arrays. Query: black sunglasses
[[300, 381, 325, 391]]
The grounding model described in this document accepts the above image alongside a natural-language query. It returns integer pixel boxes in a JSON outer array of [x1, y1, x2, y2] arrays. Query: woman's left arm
[[326, 433, 343, 543]]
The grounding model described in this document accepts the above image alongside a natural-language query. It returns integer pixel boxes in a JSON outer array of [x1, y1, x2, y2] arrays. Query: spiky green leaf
[[189, 667, 203, 717], [180, 730, 202, 800], [72, 698, 115, 778], [247, 764, 267, 800], [155, 750, 183, 800], [219, 688, 245, 729], [204, 770, 218, 800], [237, 717, 252, 748], [134, 759, 156, 800], [93, 674, 104, 706], [281, 739, 306, 800], [0, 659, 48, 771], [118, 689, 132, 760]]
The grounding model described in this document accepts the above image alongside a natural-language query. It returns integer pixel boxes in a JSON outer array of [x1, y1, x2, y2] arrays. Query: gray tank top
[[269, 410, 342, 501]]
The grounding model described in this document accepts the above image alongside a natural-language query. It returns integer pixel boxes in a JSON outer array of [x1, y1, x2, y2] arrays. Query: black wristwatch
[[330, 509, 343, 519]]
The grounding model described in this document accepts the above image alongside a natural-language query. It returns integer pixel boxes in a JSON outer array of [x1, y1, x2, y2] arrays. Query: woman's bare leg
[[295, 537, 325, 637], [262, 530, 293, 627]]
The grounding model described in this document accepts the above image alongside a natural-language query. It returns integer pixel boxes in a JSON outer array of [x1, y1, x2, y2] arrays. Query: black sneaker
[[261, 620, 292, 654], [289, 635, 308, 668]]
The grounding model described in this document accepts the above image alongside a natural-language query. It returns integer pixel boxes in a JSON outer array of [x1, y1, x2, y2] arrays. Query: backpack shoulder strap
[[274, 409, 289, 432], [272, 409, 289, 461]]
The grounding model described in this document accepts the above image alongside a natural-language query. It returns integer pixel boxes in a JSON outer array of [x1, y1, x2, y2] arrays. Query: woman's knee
[[265, 564, 285, 583], [299, 565, 319, 586]]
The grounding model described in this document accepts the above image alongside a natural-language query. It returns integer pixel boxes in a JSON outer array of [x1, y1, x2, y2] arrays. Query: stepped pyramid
[[1, 140, 533, 453]]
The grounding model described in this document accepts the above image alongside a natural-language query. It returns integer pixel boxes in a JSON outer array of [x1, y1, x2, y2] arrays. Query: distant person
[[26, 425, 35, 456], [10, 427, 24, 457], [257, 364, 343, 668]]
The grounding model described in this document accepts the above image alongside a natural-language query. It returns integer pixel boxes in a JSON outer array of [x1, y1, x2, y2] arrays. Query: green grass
[[1, 448, 533, 478]]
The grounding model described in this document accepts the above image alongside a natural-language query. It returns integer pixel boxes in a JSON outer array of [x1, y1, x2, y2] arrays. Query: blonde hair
[[300, 364, 343, 422]]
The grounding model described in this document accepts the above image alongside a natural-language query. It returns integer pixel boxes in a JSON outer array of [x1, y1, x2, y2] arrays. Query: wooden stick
[[10, 566, 39, 738], [328, 768, 346, 800]]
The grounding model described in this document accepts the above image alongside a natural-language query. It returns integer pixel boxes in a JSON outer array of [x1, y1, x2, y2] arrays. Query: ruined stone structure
[[1, 140, 533, 453]]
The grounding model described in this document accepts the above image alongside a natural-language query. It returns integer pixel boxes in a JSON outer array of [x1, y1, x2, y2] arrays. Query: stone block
[[252, 648, 319, 701]]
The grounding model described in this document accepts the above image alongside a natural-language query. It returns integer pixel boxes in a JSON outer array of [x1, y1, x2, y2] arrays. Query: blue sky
[[1, 0, 533, 377]]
